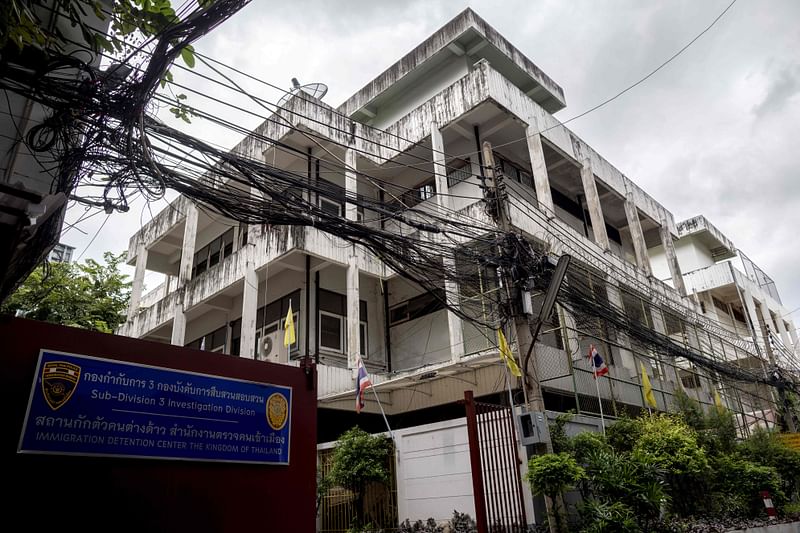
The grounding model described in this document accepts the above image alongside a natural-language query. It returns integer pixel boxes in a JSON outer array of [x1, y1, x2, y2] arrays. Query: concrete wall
[[675, 237, 715, 274]]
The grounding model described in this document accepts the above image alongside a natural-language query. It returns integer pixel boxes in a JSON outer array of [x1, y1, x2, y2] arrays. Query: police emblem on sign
[[41, 361, 81, 410], [266, 392, 288, 431]]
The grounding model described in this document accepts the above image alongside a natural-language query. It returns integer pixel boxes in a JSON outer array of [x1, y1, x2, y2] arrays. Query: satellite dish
[[277, 77, 328, 109]]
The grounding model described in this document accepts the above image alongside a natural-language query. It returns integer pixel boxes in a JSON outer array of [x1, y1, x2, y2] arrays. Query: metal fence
[[318, 444, 399, 533]]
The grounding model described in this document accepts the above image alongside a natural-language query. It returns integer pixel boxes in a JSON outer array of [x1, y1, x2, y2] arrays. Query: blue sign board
[[18, 350, 292, 464]]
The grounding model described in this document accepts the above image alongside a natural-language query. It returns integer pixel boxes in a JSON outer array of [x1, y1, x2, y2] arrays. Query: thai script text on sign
[[18, 350, 291, 464]]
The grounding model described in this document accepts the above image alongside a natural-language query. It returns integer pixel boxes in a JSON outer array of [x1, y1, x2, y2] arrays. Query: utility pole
[[482, 141, 560, 533], [481, 141, 556, 443], [763, 323, 798, 433]]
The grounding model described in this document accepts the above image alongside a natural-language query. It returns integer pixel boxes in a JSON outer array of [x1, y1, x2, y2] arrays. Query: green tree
[[2, 251, 131, 332], [324, 427, 391, 531], [526, 453, 585, 532]]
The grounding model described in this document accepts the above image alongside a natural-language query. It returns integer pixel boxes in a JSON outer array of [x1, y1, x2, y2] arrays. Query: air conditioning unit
[[258, 330, 288, 364]]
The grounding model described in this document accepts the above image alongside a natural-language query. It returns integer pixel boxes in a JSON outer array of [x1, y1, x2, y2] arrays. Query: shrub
[[549, 412, 574, 454], [738, 428, 800, 501], [527, 453, 585, 533], [711, 455, 785, 516], [631, 415, 708, 476], [578, 499, 639, 533], [605, 416, 642, 453], [630, 415, 708, 516], [449, 510, 477, 533], [571, 431, 610, 464], [526, 453, 586, 498], [327, 427, 391, 529], [582, 447, 666, 528]]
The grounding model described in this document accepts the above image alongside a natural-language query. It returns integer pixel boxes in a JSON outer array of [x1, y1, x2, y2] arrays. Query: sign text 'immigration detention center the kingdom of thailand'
[[18, 350, 292, 464]]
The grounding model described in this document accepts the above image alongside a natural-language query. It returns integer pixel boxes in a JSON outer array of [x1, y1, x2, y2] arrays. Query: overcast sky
[[63, 0, 800, 325]]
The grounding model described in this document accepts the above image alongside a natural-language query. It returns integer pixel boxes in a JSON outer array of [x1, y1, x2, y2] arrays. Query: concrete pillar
[[758, 301, 780, 351], [165, 275, 174, 299], [171, 301, 186, 346], [346, 253, 360, 370], [177, 204, 198, 285], [345, 147, 358, 222], [651, 306, 681, 387], [606, 284, 637, 378], [775, 316, 792, 350], [431, 122, 464, 361], [698, 291, 721, 322], [240, 245, 259, 359], [526, 128, 554, 215], [788, 322, 799, 353], [579, 158, 610, 251], [659, 219, 686, 297], [624, 192, 651, 276], [444, 256, 464, 361], [742, 288, 768, 358], [431, 122, 452, 213], [128, 241, 148, 315], [171, 203, 198, 346]]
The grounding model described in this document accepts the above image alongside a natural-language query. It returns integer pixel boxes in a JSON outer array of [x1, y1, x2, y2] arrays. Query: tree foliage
[[1, 251, 130, 332], [324, 427, 391, 531]]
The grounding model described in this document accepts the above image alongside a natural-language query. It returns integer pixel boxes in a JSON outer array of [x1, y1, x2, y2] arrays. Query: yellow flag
[[497, 328, 522, 378], [283, 302, 296, 347], [713, 389, 725, 411], [640, 362, 657, 408]]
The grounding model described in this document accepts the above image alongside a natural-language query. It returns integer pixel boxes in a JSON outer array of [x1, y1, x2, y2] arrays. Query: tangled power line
[[2, 0, 795, 405]]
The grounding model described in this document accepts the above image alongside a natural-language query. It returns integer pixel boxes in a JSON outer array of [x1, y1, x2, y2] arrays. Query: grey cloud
[[752, 64, 800, 119]]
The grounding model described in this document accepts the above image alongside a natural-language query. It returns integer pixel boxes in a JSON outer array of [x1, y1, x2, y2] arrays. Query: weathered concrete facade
[[118, 9, 791, 434]]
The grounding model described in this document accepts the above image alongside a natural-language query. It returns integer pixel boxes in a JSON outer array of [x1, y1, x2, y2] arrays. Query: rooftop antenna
[[277, 77, 328, 108]]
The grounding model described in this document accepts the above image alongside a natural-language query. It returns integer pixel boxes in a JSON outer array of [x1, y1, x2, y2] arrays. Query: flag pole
[[593, 369, 606, 435], [368, 384, 395, 443]]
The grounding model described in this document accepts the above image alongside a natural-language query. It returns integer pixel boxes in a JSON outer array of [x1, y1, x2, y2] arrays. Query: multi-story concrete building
[[117, 8, 796, 521], [48, 243, 75, 264]]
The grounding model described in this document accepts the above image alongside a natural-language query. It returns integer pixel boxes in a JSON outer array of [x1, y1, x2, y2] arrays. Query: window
[[320, 312, 344, 353], [418, 182, 435, 202], [389, 289, 446, 326], [320, 197, 343, 217], [360, 322, 368, 358], [317, 178, 346, 217], [255, 291, 300, 359], [680, 372, 702, 389], [186, 325, 228, 353], [318, 289, 368, 355], [192, 227, 236, 278], [447, 158, 471, 188]]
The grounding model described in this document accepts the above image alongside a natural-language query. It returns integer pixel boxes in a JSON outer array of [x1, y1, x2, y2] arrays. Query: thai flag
[[587, 344, 609, 379], [355, 355, 372, 414]]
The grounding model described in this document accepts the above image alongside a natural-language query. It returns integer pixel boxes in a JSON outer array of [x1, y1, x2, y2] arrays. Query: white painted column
[[431, 122, 464, 361], [758, 300, 780, 350], [788, 322, 799, 353], [177, 204, 198, 285], [775, 315, 792, 350], [579, 158, 610, 251], [742, 288, 767, 355], [346, 254, 360, 370], [623, 192, 651, 276], [659, 218, 686, 297], [606, 284, 637, 378], [526, 127, 554, 215], [345, 147, 358, 222], [240, 244, 259, 359], [163, 275, 172, 299], [128, 240, 148, 315], [345, 145, 361, 370], [171, 203, 198, 346]]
